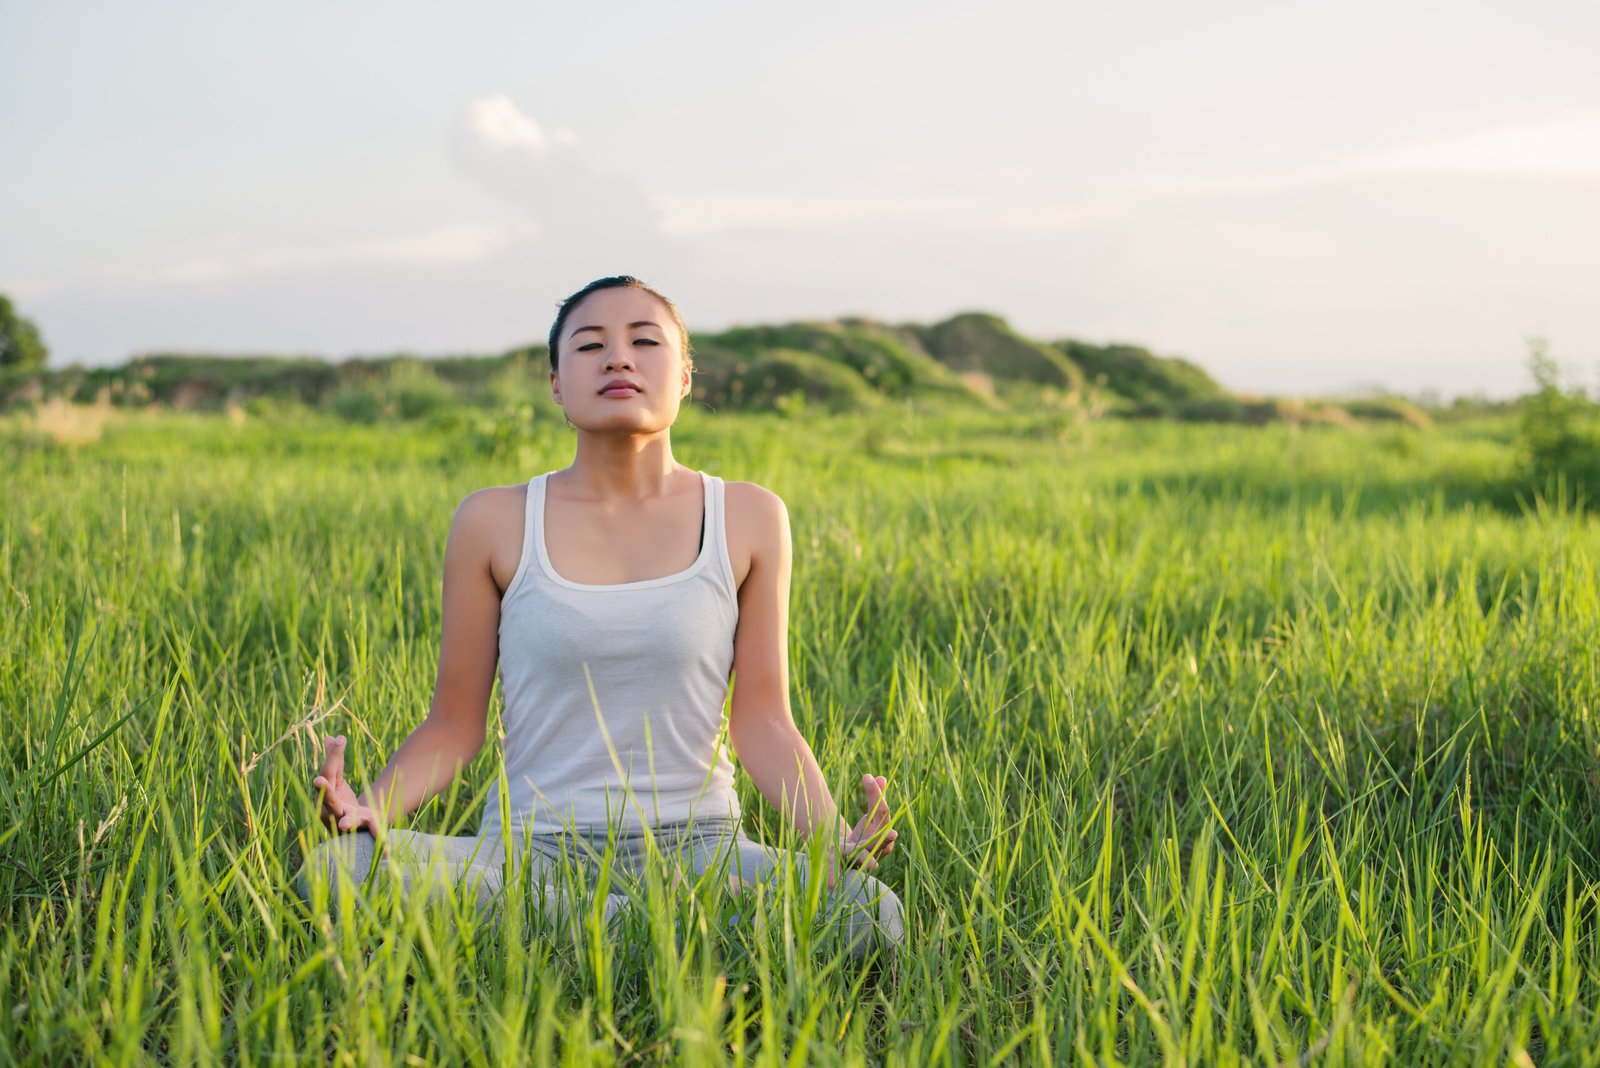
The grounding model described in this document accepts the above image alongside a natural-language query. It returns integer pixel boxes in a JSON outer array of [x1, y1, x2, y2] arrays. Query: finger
[[316, 741, 337, 780], [318, 735, 346, 782], [859, 800, 890, 837], [863, 823, 897, 857], [861, 803, 893, 836], [866, 776, 889, 816]]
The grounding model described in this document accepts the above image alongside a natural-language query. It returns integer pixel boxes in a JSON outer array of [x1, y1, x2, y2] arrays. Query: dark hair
[[547, 275, 692, 372]]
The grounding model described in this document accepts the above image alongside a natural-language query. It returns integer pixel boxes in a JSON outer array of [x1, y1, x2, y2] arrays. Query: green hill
[[906, 313, 1085, 396], [1054, 340, 1227, 412], [690, 319, 983, 412]]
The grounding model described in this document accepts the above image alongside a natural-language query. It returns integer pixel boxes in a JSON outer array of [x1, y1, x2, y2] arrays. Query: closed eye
[[576, 342, 602, 352], [633, 338, 659, 346]]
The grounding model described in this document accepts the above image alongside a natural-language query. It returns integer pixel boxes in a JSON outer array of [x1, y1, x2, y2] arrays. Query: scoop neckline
[[534, 470, 712, 592]]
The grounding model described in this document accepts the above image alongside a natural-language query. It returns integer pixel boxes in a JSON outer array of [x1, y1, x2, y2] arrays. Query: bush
[[0, 294, 48, 372], [1170, 395, 1353, 427], [1057, 340, 1224, 407], [325, 382, 386, 424], [1336, 397, 1432, 429], [387, 362, 456, 420], [713, 322, 927, 393], [689, 345, 880, 413], [1172, 396, 1251, 424], [467, 403, 542, 461], [912, 313, 1084, 393], [736, 349, 879, 413], [1518, 339, 1600, 500], [322, 362, 459, 423]]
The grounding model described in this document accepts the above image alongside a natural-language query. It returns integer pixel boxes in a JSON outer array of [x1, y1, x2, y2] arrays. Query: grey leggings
[[296, 817, 905, 958]]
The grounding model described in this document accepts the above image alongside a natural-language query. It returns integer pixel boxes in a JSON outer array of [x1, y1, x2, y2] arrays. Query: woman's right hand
[[313, 735, 383, 834]]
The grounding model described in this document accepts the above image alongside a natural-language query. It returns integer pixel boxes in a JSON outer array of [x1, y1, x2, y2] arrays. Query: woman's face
[[550, 287, 690, 434]]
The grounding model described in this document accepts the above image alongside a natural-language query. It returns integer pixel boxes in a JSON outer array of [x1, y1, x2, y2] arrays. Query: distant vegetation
[[0, 307, 1453, 432]]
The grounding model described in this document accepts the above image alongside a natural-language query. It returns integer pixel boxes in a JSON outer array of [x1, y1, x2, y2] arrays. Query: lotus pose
[[297, 276, 903, 956]]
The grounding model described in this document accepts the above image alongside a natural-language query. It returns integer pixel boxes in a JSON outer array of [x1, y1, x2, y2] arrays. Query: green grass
[[3, 405, 1599, 1064]]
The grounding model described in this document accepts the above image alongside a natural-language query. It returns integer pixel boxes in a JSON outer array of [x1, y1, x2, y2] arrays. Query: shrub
[[322, 363, 460, 423], [1170, 395, 1352, 427], [688, 345, 879, 413], [1518, 338, 1600, 500], [1337, 397, 1432, 429], [325, 382, 385, 424], [1057, 340, 1224, 407], [467, 403, 541, 459], [387, 362, 455, 420], [912, 313, 1083, 392], [736, 349, 879, 413]]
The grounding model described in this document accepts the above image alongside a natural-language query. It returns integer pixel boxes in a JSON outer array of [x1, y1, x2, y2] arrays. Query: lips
[[599, 380, 641, 397]]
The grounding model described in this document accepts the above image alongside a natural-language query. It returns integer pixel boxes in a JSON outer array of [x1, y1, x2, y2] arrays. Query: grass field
[[4, 404, 1599, 1064]]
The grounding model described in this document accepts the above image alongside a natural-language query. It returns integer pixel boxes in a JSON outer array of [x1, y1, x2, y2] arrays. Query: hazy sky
[[3, 1, 1598, 396]]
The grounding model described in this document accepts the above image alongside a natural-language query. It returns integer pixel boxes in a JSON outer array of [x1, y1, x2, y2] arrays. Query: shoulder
[[723, 480, 789, 535], [445, 482, 531, 590], [448, 482, 527, 545], [454, 482, 526, 523], [722, 480, 790, 590]]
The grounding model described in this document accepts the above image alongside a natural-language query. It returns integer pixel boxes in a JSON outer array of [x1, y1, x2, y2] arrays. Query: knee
[[296, 831, 378, 912], [829, 873, 906, 958]]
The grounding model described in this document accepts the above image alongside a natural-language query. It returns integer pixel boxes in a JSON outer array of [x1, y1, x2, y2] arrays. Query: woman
[[297, 276, 903, 956]]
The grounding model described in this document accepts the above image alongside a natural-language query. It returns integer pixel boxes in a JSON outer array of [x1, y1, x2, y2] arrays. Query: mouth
[[598, 380, 642, 398]]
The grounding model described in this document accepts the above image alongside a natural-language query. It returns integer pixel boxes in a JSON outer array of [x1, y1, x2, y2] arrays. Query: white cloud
[[658, 194, 966, 237], [1348, 109, 1600, 177], [451, 95, 662, 252], [1121, 109, 1600, 203], [657, 191, 1115, 238], [144, 224, 517, 286], [461, 94, 564, 156]]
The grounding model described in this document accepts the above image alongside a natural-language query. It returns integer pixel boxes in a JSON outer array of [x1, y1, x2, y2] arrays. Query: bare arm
[[315, 490, 505, 831], [725, 486, 896, 875]]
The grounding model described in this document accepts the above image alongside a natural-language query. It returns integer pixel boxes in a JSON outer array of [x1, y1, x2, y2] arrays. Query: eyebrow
[[568, 320, 665, 337]]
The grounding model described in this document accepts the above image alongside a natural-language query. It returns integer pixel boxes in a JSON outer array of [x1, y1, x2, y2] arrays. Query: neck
[[562, 430, 679, 498]]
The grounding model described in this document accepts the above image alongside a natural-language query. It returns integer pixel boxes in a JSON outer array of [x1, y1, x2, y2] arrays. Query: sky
[[3, 1, 1598, 398]]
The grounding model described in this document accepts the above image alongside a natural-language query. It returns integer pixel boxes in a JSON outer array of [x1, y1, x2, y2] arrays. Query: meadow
[[3, 403, 1599, 1065]]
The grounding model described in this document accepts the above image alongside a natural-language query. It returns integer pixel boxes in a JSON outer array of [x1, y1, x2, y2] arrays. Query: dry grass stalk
[[238, 668, 359, 776]]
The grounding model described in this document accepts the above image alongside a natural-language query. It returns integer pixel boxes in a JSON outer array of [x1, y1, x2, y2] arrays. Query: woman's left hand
[[830, 774, 897, 887]]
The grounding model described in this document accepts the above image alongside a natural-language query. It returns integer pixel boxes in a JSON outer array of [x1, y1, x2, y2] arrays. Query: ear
[[680, 362, 692, 399], [550, 368, 563, 405]]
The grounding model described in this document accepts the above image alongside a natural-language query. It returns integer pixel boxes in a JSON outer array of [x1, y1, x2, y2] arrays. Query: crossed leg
[[680, 829, 907, 959], [295, 829, 629, 927], [297, 825, 906, 958]]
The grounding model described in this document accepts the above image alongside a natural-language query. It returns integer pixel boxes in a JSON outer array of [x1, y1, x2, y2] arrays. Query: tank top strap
[[704, 473, 739, 600], [500, 473, 544, 605]]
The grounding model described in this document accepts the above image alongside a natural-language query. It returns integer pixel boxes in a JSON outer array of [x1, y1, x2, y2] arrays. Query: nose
[[603, 347, 635, 373]]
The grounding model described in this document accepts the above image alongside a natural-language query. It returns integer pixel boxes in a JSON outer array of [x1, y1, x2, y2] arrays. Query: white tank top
[[480, 470, 743, 839]]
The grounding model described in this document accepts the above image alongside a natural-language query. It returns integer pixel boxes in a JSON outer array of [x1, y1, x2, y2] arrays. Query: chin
[[576, 411, 676, 434]]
